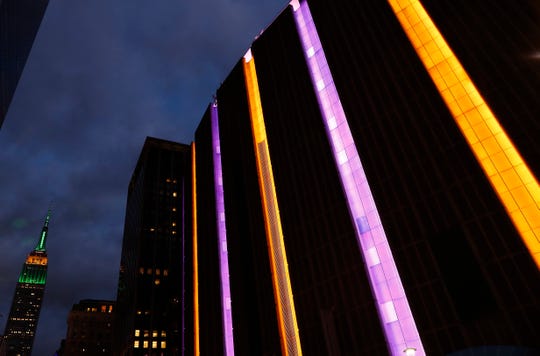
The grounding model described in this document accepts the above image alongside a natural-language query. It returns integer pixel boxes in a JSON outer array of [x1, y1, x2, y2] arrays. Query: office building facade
[[115, 137, 193, 356], [1, 211, 50, 356], [191, 0, 540, 355], [63, 299, 115, 355], [0, 0, 49, 127]]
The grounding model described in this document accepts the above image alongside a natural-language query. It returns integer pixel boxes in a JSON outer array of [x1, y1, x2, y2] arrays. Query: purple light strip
[[211, 102, 235, 356], [290, 1, 424, 354]]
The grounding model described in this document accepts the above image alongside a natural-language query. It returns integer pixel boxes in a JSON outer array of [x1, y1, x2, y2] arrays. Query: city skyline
[[1, 0, 539, 354], [0, 0, 287, 354]]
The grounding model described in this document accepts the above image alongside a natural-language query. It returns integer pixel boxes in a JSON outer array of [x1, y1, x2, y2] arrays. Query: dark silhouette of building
[[190, 0, 540, 355], [115, 137, 193, 356], [63, 300, 115, 355], [1, 210, 50, 356], [0, 0, 50, 128]]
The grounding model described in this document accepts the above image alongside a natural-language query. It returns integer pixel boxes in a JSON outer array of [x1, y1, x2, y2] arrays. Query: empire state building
[[1, 211, 50, 356]]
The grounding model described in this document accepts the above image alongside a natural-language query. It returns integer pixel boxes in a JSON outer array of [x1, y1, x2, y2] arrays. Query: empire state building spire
[[34, 209, 50, 252], [1, 210, 51, 355]]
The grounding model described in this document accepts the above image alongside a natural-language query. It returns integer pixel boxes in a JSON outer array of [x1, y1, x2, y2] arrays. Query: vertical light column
[[387, 0, 540, 267], [243, 50, 303, 356], [290, 1, 424, 355], [210, 102, 235, 356], [181, 176, 186, 355], [191, 142, 200, 356]]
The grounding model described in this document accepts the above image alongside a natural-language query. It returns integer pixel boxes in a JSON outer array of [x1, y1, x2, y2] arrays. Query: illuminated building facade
[[0, 0, 50, 127], [190, 0, 540, 355], [63, 299, 115, 355], [1, 211, 50, 356], [115, 137, 193, 356]]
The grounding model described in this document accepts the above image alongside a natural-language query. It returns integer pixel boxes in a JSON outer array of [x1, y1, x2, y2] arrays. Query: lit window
[[156, 269, 161, 275], [163, 269, 168, 276], [143, 341, 148, 349], [152, 330, 158, 337], [161, 330, 166, 337], [135, 330, 140, 337], [166, 178, 171, 183], [172, 231, 176, 235], [143, 330, 149, 337], [139, 267, 144, 274], [147, 268, 152, 275], [108, 305, 113, 313], [101, 305, 106, 313], [172, 192, 177, 197], [172, 207, 176, 212], [134, 340, 139, 348], [137, 310, 142, 315], [161, 341, 167, 349], [152, 341, 157, 349], [154, 279, 161, 285], [172, 222, 176, 227]]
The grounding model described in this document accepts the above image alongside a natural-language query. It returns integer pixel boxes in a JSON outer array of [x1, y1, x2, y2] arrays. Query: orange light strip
[[388, 0, 540, 267], [191, 142, 200, 356], [243, 50, 303, 356]]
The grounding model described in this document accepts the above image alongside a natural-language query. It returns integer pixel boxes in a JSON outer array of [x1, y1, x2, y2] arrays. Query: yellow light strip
[[243, 50, 303, 356], [191, 142, 200, 356], [388, 0, 540, 267]]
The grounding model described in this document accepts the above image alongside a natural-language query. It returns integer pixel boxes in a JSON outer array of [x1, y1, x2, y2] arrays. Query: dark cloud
[[0, 0, 287, 353]]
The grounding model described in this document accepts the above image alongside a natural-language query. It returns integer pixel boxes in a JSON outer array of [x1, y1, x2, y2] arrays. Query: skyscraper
[[190, 0, 540, 354], [1, 210, 50, 356], [0, 0, 50, 128], [115, 137, 193, 356]]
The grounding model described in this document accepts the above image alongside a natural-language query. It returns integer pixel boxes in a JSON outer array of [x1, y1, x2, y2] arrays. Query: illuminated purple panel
[[290, 1, 424, 355], [211, 102, 235, 356]]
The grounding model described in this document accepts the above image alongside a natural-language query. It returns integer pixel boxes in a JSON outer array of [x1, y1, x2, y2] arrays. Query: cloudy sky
[[0, 0, 286, 353]]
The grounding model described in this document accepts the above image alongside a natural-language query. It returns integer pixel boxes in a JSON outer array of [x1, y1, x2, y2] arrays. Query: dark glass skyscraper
[[115, 137, 193, 356], [0, 0, 50, 128], [1, 211, 50, 356], [190, 0, 540, 355]]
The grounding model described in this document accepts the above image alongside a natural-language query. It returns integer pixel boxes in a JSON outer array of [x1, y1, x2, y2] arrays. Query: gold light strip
[[191, 142, 200, 356], [388, 0, 540, 267], [243, 50, 303, 356]]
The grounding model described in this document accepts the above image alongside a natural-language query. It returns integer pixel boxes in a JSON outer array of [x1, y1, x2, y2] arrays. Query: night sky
[[0, 0, 286, 353]]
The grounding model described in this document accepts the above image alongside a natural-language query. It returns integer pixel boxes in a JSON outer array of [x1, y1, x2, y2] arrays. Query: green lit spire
[[35, 209, 51, 252]]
